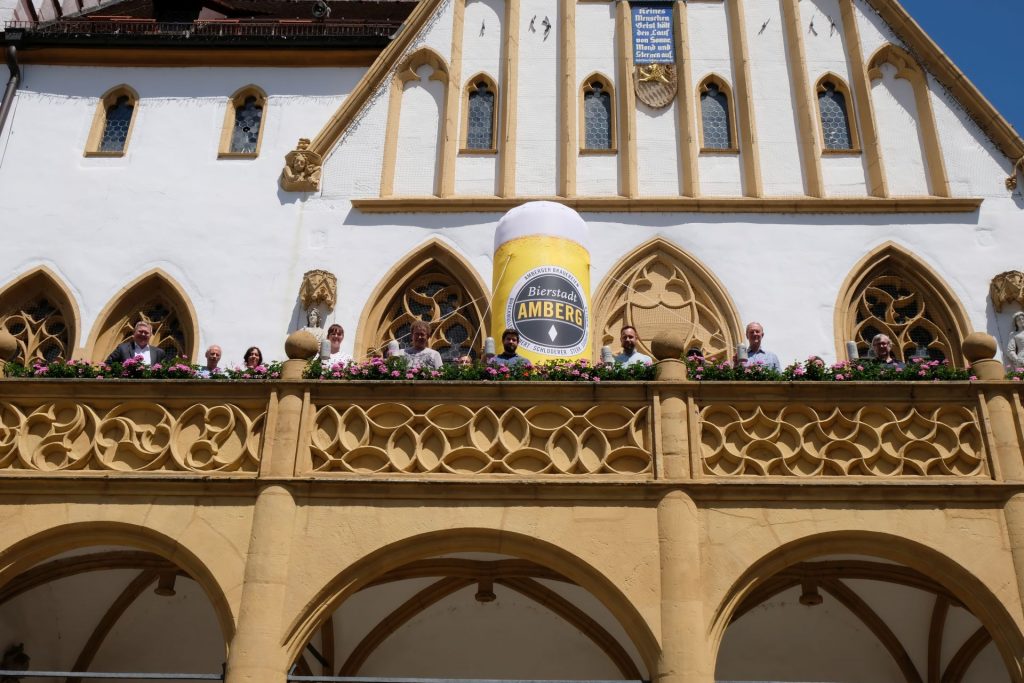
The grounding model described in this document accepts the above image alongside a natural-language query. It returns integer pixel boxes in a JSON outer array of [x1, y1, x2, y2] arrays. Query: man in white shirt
[[613, 325, 652, 365], [396, 320, 443, 370], [105, 321, 167, 365]]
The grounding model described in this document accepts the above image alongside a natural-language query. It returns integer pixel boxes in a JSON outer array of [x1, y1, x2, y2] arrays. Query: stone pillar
[[225, 338, 313, 683], [967, 333, 1024, 645], [657, 491, 714, 683], [655, 359, 690, 479]]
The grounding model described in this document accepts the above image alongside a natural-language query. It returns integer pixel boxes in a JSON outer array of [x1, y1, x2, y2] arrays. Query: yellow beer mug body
[[491, 202, 591, 364]]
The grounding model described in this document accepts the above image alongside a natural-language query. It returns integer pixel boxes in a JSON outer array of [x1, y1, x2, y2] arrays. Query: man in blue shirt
[[614, 325, 652, 365], [743, 321, 781, 371], [492, 328, 528, 367]]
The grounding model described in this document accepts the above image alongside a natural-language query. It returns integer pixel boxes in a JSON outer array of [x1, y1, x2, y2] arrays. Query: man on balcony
[[492, 328, 528, 368], [614, 325, 652, 366], [743, 321, 780, 372], [105, 321, 167, 365], [395, 320, 443, 370]]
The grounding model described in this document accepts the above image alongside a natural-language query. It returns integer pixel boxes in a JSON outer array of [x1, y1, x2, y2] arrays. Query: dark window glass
[[700, 83, 731, 149], [583, 82, 612, 149], [819, 82, 853, 150], [466, 82, 495, 149], [99, 95, 134, 153], [231, 96, 263, 154]]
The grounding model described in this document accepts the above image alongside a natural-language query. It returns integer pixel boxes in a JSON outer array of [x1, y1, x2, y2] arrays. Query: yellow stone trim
[[579, 72, 618, 154], [84, 84, 139, 158], [559, 0, 577, 197], [724, 0, 761, 197], [217, 85, 267, 159], [780, 0, 824, 198], [84, 268, 200, 363], [695, 74, 739, 154], [459, 73, 500, 154], [839, 0, 887, 197], [832, 241, 972, 366], [674, 0, 699, 197], [380, 47, 450, 198], [498, 0, 520, 197], [814, 73, 861, 153], [439, 0, 466, 198], [615, 0, 638, 197], [867, 43, 949, 198], [353, 238, 490, 359], [0, 265, 82, 361], [350, 195, 983, 213]]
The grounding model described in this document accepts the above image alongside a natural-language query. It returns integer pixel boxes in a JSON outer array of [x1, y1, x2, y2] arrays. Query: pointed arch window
[[816, 76, 859, 152], [85, 85, 139, 157], [220, 86, 267, 158], [697, 77, 737, 152], [580, 75, 615, 152], [461, 75, 498, 153], [0, 269, 79, 364]]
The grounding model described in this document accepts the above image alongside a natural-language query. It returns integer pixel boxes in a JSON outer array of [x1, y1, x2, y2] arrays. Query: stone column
[[657, 491, 714, 683], [225, 340, 312, 683], [654, 357, 690, 479]]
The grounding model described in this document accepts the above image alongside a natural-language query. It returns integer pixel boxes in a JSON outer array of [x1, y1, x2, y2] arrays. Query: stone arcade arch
[[0, 522, 236, 676], [0, 266, 81, 364], [710, 531, 1024, 683], [284, 528, 659, 680], [592, 238, 742, 361], [354, 238, 490, 361]]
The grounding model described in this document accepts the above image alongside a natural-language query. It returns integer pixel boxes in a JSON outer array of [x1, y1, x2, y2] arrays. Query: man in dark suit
[[105, 321, 167, 365]]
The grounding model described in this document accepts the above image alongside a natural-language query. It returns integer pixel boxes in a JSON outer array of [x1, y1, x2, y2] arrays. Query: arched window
[[220, 86, 267, 158], [462, 75, 497, 152], [592, 238, 741, 362], [85, 85, 139, 157], [0, 267, 79, 364], [816, 76, 858, 152], [356, 239, 489, 362], [697, 76, 736, 152], [835, 243, 971, 366], [87, 270, 199, 362], [580, 75, 615, 151]]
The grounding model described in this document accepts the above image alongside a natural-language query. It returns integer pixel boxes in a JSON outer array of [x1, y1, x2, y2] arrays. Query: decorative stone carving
[[1006, 157, 1023, 191], [849, 274, 953, 362], [0, 295, 70, 364], [373, 272, 481, 361], [700, 403, 985, 477], [0, 401, 264, 472], [1007, 312, 1024, 369], [301, 308, 326, 347], [990, 270, 1024, 313], [280, 138, 322, 192], [300, 269, 337, 311], [634, 63, 677, 109], [309, 403, 651, 475]]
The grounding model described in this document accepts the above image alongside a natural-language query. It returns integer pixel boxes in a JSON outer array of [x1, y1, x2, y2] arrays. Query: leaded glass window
[[99, 95, 134, 153], [700, 83, 731, 150], [230, 96, 263, 154], [819, 82, 853, 150], [583, 81, 612, 149], [375, 273, 481, 363], [466, 81, 495, 150]]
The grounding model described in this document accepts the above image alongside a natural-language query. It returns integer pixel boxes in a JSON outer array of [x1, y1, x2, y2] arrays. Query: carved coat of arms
[[635, 63, 677, 109]]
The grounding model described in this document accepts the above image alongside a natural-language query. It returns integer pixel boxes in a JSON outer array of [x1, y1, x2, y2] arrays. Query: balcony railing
[[0, 376, 1016, 484]]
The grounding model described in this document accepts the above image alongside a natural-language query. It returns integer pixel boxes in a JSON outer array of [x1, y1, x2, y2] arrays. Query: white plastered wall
[[575, 2, 619, 197], [688, 0, 742, 197], [454, 0, 503, 195], [802, 0, 870, 197], [392, 69, 445, 196], [513, 0, 559, 196], [743, 0, 805, 196]]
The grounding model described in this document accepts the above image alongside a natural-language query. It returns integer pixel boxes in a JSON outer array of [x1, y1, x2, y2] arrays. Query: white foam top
[[493, 201, 589, 252]]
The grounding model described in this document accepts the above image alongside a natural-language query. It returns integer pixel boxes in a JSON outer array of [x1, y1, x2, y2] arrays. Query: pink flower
[[918, 370, 927, 376], [405, 372, 414, 379], [969, 375, 978, 381], [856, 365, 864, 371], [390, 370, 401, 377], [793, 367, 806, 376], [332, 372, 341, 378], [1014, 376, 1022, 382], [431, 370, 440, 377], [835, 374, 845, 381], [592, 376, 601, 382]]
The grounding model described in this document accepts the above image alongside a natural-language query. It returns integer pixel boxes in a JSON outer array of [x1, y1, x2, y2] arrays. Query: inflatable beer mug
[[491, 202, 591, 364]]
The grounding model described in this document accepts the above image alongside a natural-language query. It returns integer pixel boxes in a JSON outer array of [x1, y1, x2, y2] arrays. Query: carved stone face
[[307, 308, 321, 328], [1015, 312, 1024, 332], [293, 154, 308, 173]]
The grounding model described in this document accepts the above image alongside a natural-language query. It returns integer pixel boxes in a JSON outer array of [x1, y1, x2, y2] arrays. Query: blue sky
[[899, 0, 1022, 135]]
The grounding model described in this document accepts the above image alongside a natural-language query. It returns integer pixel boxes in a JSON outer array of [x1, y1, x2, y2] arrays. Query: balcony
[[0, 372, 1016, 489]]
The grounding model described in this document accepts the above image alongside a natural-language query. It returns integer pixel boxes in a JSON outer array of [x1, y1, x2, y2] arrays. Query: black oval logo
[[505, 267, 589, 355]]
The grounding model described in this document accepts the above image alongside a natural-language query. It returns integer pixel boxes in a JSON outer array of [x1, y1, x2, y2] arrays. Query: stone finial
[[299, 269, 337, 310], [649, 331, 686, 361], [991, 270, 1024, 313], [280, 138, 323, 192], [963, 332, 997, 363], [285, 330, 319, 361]]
